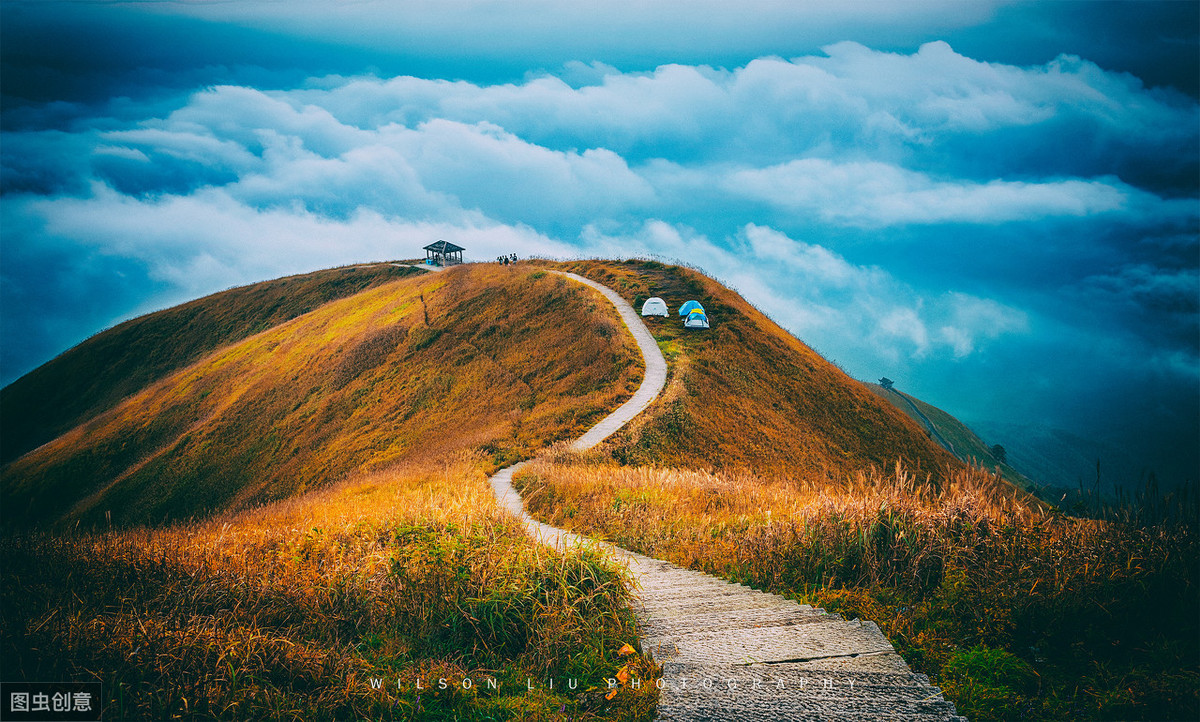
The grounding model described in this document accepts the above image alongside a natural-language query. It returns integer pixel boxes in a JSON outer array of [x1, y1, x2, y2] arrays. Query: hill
[[0, 264, 421, 465], [3, 259, 983, 532], [541, 259, 964, 483], [971, 419, 1154, 496], [2, 259, 1192, 720], [1, 264, 643, 528], [509, 260, 1197, 721]]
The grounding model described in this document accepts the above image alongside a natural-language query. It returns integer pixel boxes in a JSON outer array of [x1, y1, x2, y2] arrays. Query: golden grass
[[2, 452, 658, 720], [1, 264, 418, 464], [516, 456, 1198, 720], [538, 259, 961, 482], [3, 264, 643, 529], [2, 261, 663, 719]]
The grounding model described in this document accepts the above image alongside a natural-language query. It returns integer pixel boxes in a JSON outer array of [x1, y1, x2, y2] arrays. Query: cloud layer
[[2, 37, 1196, 480]]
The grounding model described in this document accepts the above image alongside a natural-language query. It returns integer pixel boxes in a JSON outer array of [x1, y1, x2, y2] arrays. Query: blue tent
[[678, 300, 704, 316], [684, 308, 709, 329]]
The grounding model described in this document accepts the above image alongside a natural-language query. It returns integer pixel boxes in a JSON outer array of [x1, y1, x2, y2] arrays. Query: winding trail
[[491, 271, 966, 721], [886, 387, 956, 456]]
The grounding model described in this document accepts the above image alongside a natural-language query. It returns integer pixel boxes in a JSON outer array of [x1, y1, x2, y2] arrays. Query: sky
[[2, 0, 1197, 485]]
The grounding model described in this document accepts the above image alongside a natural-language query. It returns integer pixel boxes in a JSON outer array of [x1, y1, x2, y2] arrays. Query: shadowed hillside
[[1, 264, 421, 464], [2, 264, 642, 528], [864, 383, 1043, 498], [542, 259, 961, 482]]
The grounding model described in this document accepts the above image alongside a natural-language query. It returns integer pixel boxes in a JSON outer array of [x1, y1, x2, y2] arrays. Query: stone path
[[885, 386, 956, 456], [490, 271, 966, 721]]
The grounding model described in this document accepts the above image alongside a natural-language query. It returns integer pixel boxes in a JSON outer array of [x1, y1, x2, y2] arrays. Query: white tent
[[641, 297, 669, 316]]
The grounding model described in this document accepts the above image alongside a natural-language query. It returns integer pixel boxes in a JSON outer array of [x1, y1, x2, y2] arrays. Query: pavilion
[[423, 240, 465, 266]]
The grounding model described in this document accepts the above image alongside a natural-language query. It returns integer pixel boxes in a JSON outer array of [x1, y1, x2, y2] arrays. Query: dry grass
[[537, 259, 961, 482], [1, 264, 418, 465], [515, 457, 1198, 720], [2, 452, 658, 720], [3, 264, 642, 529], [1, 262, 660, 719]]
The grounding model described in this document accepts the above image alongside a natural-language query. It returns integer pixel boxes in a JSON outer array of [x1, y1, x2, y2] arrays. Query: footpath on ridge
[[490, 271, 967, 721]]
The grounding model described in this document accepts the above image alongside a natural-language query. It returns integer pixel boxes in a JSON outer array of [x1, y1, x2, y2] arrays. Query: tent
[[684, 309, 710, 329], [641, 297, 669, 316], [678, 300, 705, 316]]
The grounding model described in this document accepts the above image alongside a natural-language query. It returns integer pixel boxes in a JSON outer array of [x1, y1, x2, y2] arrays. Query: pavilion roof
[[423, 240, 465, 253]]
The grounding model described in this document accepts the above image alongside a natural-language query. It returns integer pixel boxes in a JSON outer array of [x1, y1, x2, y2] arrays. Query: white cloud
[[9, 183, 574, 304], [272, 40, 1196, 173], [728, 159, 1130, 226]]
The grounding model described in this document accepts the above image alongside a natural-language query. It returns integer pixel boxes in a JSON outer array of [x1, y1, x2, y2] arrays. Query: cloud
[[726, 159, 1131, 226], [239, 40, 1195, 193], [1, 37, 1194, 482]]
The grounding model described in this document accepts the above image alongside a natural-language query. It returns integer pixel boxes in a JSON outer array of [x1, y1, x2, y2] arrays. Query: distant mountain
[[969, 419, 1154, 497]]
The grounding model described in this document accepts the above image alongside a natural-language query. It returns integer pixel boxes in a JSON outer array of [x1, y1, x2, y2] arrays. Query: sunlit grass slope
[[1, 264, 419, 465], [3, 454, 657, 721], [2, 264, 642, 528], [539, 259, 960, 482], [516, 454, 1198, 721], [503, 259, 1194, 720]]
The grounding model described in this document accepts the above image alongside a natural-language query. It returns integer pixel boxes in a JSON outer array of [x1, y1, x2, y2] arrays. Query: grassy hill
[[3, 258, 1193, 720], [1, 262, 657, 720], [2, 264, 642, 528], [1, 264, 425, 465], [2, 258, 975, 531], [542, 259, 962, 483], [513, 259, 1197, 721]]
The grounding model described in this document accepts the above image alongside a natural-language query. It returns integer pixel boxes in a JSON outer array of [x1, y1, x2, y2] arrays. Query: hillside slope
[[1, 264, 420, 464], [865, 383, 1043, 496], [2, 264, 642, 528], [545, 260, 962, 482]]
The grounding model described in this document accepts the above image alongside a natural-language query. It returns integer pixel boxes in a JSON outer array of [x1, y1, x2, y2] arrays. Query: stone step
[[655, 666, 966, 721], [634, 585, 777, 604], [643, 619, 896, 666], [635, 594, 824, 617], [638, 607, 834, 637]]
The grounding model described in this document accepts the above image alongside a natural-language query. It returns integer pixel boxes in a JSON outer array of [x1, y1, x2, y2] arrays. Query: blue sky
[[2, 0, 1197, 484]]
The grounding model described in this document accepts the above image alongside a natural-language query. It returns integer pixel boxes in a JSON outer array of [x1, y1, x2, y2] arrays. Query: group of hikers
[[496, 253, 518, 265]]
